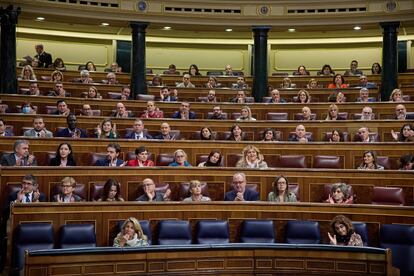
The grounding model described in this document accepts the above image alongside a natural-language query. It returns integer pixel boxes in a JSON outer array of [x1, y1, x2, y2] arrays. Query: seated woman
[[98, 178, 124, 202], [53, 177, 83, 202], [20, 101, 37, 114], [95, 118, 118, 139], [261, 128, 279, 142], [267, 175, 297, 202], [327, 74, 348, 89], [280, 77, 296, 88], [389, 88, 404, 102], [328, 215, 363, 246], [52, 58, 66, 71], [151, 75, 163, 86], [325, 104, 344, 120], [127, 146, 155, 167], [307, 78, 319, 89], [85, 61, 97, 72], [294, 90, 311, 103], [51, 70, 64, 82], [200, 127, 214, 140], [198, 150, 222, 167], [328, 91, 346, 103], [399, 153, 414, 170], [371, 62, 382, 74], [236, 145, 268, 169], [206, 76, 218, 89], [329, 129, 344, 142], [113, 217, 149, 247], [317, 64, 335, 76], [188, 64, 202, 76], [326, 183, 353, 204], [226, 124, 248, 141], [237, 106, 256, 121], [85, 86, 102, 100], [182, 180, 211, 202], [357, 150, 384, 170], [49, 143, 76, 166], [78, 70, 94, 84], [169, 149, 192, 167], [391, 123, 414, 142], [292, 65, 310, 76], [19, 65, 37, 81]]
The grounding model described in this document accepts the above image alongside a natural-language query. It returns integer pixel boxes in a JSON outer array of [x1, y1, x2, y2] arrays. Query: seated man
[[0, 118, 14, 136], [264, 89, 286, 103], [105, 72, 118, 85], [28, 82, 41, 96], [288, 124, 313, 143], [120, 86, 131, 100], [224, 64, 234, 76], [356, 88, 375, 102], [395, 104, 414, 120], [231, 76, 248, 90], [125, 119, 152, 140], [301, 106, 314, 121], [176, 74, 195, 88], [140, 101, 163, 119], [230, 90, 250, 104], [224, 172, 259, 201], [105, 62, 122, 73], [357, 127, 373, 143], [159, 86, 177, 102], [207, 105, 226, 120], [360, 106, 374, 120], [154, 122, 177, 140], [52, 100, 71, 116], [201, 90, 217, 103], [23, 116, 53, 138], [343, 60, 363, 76], [95, 143, 125, 166], [171, 102, 196, 119], [355, 75, 377, 89], [79, 104, 94, 117], [111, 102, 133, 118], [7, 174, 46, 204], [0, 139, 37, 166], [135, 178, 171, 201], [56, 113, 88, 138], [48, 81, 69, 97]]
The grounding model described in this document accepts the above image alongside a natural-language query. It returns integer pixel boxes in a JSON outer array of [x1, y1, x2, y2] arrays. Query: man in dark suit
[[264, 89, 287, 103], [125, 119, 153, 140], [0, 118, 14, 136], [34, 44, 52, 68], [154, 122, 178, 140], [95, 143, 125, 166], [171, 102, 196, 119], [288, 124, 313, 143], [395, 104, 414, 120], [224, 172, 259, 201], [55, 114, 88, 138], [0, 140, 37, 166]]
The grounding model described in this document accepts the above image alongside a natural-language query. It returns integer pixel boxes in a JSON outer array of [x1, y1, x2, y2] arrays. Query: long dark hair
[[101, 178, 122, 201], [204, 150, 222, 167], [53, 143, 76, 165], [398, 123, 413, 142], [200, 127, 213, 140]]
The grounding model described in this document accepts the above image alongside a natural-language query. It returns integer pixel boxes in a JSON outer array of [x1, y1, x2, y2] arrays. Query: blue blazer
[[171, 111, 196, 119], [56, 128, 88, 138], [224, 189, 259, 201], [95, 158, 124, 167]]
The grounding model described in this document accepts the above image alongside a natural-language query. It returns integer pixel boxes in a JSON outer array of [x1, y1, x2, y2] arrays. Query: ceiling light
[[225, 28, 233, 32], [162, 26, 172, 30], [100, 22, 110, 26], [288, 28, 296, 32], [35, 17, 45, 21], [354, 26, 361, 30]]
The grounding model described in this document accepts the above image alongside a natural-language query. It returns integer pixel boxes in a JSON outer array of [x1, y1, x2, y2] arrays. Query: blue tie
[[25, 193, 30, 203]]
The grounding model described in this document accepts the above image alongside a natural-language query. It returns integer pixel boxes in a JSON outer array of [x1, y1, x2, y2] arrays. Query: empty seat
[[372, 187, 405, 206], [380, 224, 414, 276], [196, 220, 230, 244], [107, 92, 121, 99], [45, 105, 58, 114], [226, 154, 242, 167], [59, 224, 96, 249], [136, 94, 155, 101], [276, 155, 307, 168], [266, 112, 288, 120], [352, 222, 369, 246], [353, 113, 376, 120], [285, 220, 320, 244], [157, 220, 192, 245], [313, 155, 342, 169], [13, 223, 54, 271], [156, 153, 175, 166], [89, 152, 107, 166], [240, 220, 275, 243], [90, 182, 105, 201], [337, 112, 349, 120], [377, 156, 392, 170], [206, 71, 223, 76]]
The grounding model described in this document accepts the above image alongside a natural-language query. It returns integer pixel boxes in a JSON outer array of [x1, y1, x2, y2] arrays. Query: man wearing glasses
[[135, 178, 171, 201], [8, 175, 46, 204], [224, 172, 259, 201]]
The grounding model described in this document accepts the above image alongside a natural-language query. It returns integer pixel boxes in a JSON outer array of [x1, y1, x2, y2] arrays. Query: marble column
[[380, 22, 399, 101], [130, 22, 149, 99], [252, 26, 271, 103]]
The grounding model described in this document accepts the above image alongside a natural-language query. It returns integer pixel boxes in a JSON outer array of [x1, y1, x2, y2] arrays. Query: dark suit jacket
[[224, 189, 259, 201], [49, 157, 76, 166], [1, 130, 14, 137], [4, 190, 47, 220], [35, 52, 52, 68], [125, 132, 153, 140], [263, 98, 287, 103], [288, 134, 313, 142], [136, 192, 165, 201], [95, 158, 124, 166], [171, 111, 196, 119], [55, 128, 88, 138], [0, 153, 38, 166]]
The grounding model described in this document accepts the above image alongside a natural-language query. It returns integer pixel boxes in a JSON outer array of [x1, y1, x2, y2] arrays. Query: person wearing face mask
[[20, 102, 36, 115], [24, 116, 53, 138], [328, 215, 363, 246], [95, 143, 126, 167]]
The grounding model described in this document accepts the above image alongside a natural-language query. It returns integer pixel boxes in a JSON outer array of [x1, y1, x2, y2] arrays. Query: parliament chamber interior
[[0, 0, 414, 275]]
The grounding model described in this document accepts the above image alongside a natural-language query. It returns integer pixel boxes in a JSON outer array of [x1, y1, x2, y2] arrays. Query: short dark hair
[[135, 146, 148, 155], [108, 143, 121, 153], [22, 174, 37, 185], [57, 99, 66, 105]]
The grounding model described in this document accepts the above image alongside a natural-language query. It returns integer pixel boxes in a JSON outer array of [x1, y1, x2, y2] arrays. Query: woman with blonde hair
[[85, 86, 102, 100], [113, 217, 148, 247], [236, 145, 268, 169], [19, 65, 37, 81], [182, 180, 211, 202], [325, 104, 344, 120], [280, 77, 295, 88], [95, 118, 117, 139], [389, 88, 404, 102], [237, 106, 256, 121], [307, 78, 318, 89], [169, 149, 192, 167]]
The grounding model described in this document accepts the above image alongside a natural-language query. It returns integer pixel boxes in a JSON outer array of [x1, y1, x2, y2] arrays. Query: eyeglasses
[[61, 184, 73, 188], [176, 155, 185, 158], [22, 181, 33, 186]]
